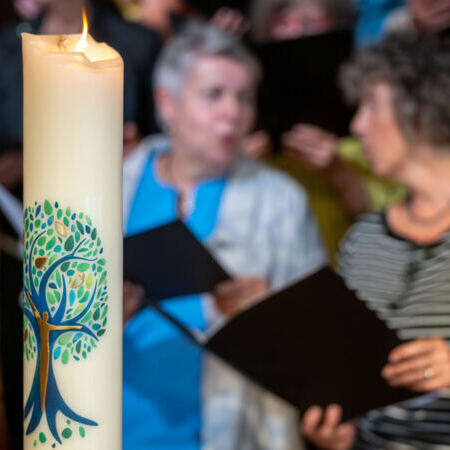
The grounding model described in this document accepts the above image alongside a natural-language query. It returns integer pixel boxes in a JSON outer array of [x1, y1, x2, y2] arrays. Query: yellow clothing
[[267, 138, 407, 265]]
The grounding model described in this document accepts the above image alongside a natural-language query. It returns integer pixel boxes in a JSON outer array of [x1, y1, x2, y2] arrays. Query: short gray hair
[[153, 21, 262, 97]]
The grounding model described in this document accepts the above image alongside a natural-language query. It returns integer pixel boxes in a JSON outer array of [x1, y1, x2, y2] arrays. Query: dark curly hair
[[341, 33, 450, 147]]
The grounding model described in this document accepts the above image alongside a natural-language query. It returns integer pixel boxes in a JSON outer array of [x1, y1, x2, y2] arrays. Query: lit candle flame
[[75, 8, 88, 52]]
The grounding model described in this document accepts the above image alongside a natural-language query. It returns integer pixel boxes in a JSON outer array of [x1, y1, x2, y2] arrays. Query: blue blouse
[[123, 152, 226, 450]]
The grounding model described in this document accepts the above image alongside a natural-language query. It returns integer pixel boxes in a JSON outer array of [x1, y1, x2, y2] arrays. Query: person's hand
[[0, 151, 23, 189], [212, 277, 268, 317], [123, 280, 144, 325], [382, 338, 450, 392], [409, 0, 450, 32], [210, 8, 249, 37], [302, 404, 356, 450], [242, 130, 272, 159], [282, 123, 338, 169]]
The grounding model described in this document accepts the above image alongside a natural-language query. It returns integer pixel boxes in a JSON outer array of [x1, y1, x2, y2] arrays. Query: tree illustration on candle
[[23, 200, 109, 445]]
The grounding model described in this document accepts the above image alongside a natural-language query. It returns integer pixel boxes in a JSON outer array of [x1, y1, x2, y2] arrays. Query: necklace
[[164, 154, 193, 218]]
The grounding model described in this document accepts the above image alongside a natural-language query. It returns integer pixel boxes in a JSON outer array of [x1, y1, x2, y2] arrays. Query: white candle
[[22, 18, 123, 450]]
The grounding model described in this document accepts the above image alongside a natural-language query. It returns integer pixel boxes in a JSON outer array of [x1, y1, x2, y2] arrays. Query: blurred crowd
[[1, 0, 450, 449]]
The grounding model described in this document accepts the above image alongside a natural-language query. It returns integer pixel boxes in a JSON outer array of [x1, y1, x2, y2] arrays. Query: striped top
[[338, 214, 450, 449]]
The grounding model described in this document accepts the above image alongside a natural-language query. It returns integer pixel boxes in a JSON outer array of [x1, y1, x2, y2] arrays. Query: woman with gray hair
[[302, 33, 450, 449], [122, 22, 326, 449]]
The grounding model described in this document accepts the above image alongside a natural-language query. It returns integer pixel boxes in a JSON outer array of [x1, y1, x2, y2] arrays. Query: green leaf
[[65, 207, 71, 217], [57, 209, 63, 219], [37, 236, 46, 247], [80, 291, 90, 303], [64, 236, 74, 252], [47, 292, 56, 305], [77, 263, 90, 272], [76, 221, 85, 235], [44, 200, 53, 215], [63, 216, 70, 227], [61, 262, 70, 272], [74, 304, 85, 315], [46, 237, 56, 251], [99, 271, 107, 286], [91, 229, 97, 240], [56, 271, 62, 288], [98, 258, 106, 266], [93, 309, 100, 321], [58, 333, 72, 345], [61, 350, 69, 365], [86, 273, 93, 289]]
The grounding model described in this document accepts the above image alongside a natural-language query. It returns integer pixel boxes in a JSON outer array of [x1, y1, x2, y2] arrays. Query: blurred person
[[354, 0, 405, 46], [248, 0, 357, 262], [115, 0, 249, 40], [282, 124, 407, 217], [12, 0, 49, 21], [301, 33, 450, 449], [251, 0, 356, 42], [123, 22, 326, 450], [0, 0, 161, 145], [356, 0, 450, 47], [385, 0, 450, 35], [116, 0, 186, 40], [409, 0, 450, 33]]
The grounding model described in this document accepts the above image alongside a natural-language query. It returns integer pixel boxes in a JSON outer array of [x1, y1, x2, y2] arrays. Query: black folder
[[206, 268, 416, 421], [123, 221, 417, 420], [124, 220, 231, 301], [254, 29, 355, 144]]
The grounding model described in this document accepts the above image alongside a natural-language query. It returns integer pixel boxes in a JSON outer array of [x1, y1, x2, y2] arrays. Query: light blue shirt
[[123, 151, 226, 450], [123, 136, 327, 450]]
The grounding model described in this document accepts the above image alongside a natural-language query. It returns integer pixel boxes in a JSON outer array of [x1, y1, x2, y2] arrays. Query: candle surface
[[22, 32, 123, 449]]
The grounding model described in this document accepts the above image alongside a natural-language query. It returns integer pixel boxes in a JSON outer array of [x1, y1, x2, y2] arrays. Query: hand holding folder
[[124, 220, 418, 421]]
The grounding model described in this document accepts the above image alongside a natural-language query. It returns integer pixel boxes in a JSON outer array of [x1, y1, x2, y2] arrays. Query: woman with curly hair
[[302, 33, 450, 449]]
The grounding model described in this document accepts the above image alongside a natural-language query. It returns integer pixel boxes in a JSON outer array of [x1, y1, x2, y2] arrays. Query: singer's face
[[158, 55, 257, 175]]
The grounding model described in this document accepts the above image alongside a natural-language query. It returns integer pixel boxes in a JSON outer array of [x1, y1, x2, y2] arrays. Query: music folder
[[124, 221, 417, 420]]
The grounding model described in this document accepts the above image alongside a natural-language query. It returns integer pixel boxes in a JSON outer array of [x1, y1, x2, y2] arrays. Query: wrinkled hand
[[213, 277, 268, 317], [410, 0, 450, 32], [123, 280, 144, 325], [302, 404, 356, 450], [210, 7, 249, 37], [0, 151, 23, 189], [283, 123, 338, 169], [242, 130, 272, 159], [382, 338, 450, 392]]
